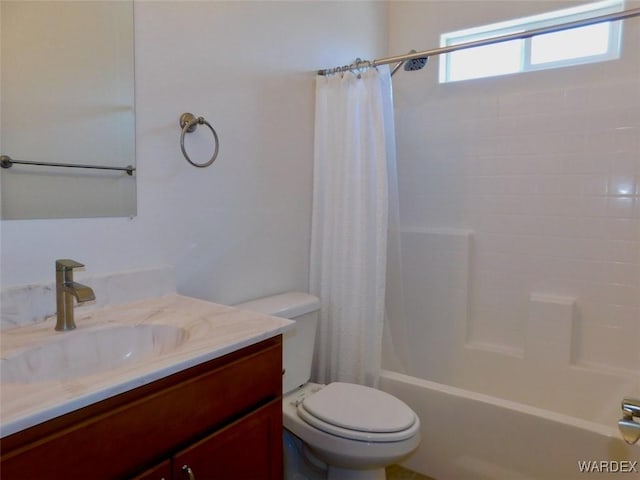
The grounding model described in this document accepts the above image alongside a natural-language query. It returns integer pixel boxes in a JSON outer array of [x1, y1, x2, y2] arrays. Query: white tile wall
[[386, 0, 639, 410], [397, 68, 638, 368]]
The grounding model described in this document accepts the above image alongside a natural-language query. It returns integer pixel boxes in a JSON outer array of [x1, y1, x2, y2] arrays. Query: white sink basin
[[1, 325, 189, 383]]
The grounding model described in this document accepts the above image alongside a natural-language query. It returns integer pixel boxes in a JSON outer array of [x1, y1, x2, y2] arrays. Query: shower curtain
[[310, 65, 397, 387]]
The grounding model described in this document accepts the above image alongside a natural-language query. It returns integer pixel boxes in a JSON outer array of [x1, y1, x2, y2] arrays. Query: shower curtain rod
[[317, 7, 640, 76]]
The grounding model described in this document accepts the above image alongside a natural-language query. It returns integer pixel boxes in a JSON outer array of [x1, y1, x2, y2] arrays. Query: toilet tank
[[235, 292, 320, 394]]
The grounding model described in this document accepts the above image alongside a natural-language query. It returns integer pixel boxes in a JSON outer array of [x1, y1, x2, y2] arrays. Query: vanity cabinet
[[1, 336, 283, 480], [135, 460, 172, 480], [133, 399, 282, 480], [171, 398, 281, 479]]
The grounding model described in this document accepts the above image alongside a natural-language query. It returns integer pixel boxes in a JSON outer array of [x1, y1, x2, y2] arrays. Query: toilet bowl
[[285, 382, 421, 479], [236, 292, 420, 480]]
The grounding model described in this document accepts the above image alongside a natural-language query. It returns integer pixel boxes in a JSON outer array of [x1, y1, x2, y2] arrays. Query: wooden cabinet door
[[173, 398, 283, 480], [132, 459, 172, 480]]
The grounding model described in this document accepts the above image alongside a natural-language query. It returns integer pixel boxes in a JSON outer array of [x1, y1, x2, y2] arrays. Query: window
[[439, 0, 624, 83]]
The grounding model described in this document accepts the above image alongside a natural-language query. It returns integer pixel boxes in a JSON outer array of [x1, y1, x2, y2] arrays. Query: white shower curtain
[[310, 65, 397, 387]]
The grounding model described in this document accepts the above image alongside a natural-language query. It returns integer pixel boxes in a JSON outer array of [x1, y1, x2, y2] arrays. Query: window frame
[[439, 0, 624, 83]]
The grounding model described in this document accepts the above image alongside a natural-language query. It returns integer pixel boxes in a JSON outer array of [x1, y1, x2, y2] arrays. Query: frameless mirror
[[0, 1, 136, 219]]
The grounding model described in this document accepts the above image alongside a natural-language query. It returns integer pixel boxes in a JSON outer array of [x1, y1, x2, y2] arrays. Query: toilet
[[236, 292, 420, 480]]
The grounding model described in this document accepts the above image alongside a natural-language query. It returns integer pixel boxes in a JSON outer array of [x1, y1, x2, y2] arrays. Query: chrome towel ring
[[179, 112, 219, 168]]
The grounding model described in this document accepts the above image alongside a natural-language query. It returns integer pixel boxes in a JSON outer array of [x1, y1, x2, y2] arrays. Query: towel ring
[[179, 113, 219, 168]]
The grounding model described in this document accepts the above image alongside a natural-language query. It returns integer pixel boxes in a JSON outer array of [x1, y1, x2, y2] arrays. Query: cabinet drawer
[[1, 336, 282, 479], [133, 460, 172, 480], [174, 398, 283, 480]]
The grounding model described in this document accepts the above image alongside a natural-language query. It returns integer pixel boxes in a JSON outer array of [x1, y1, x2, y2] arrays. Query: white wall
[[386, 0, 639, 416], [0, 1, 388, 305]]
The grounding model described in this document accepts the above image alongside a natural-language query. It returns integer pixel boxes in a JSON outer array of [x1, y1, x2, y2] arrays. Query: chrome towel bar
[[0, 155, 135, 175]]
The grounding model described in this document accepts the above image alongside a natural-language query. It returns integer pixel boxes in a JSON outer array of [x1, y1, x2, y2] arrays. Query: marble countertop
[[0, 294, 293, 438]]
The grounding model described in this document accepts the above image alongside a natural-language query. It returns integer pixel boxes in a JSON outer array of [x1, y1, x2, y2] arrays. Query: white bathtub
[[380, 370, 639, 480]]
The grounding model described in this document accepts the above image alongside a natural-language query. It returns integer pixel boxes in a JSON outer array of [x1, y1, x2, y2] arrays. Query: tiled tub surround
[[385, 0, 640, 419], [384, 2, 640, 477], [0, 294, 293, 437], [384, 228, 638, 425], [391, 76, 640, 375]]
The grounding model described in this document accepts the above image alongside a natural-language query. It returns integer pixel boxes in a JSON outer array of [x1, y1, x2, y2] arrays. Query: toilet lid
[[300, 382, 416, 434]]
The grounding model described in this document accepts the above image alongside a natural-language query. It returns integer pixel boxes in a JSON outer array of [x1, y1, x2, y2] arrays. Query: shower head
[[390, 50, 429, 76], [404, 56, 428, 71]]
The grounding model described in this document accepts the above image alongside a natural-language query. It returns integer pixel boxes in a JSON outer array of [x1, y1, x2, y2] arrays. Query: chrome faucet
[[55, 259, 95, 331]]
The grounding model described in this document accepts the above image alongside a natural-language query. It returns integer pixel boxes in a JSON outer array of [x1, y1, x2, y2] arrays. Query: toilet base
[[284, 430, 327, 480], [328, 466, 386, 480], [284, 429, 389, 480]]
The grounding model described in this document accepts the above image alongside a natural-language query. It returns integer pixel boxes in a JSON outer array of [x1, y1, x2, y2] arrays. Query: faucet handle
[[55, 259, 85, 271], [622, 399, 640, 419]]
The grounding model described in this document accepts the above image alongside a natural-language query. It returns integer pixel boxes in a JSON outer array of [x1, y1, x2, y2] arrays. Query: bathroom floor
[[386, 465, 434, 480]]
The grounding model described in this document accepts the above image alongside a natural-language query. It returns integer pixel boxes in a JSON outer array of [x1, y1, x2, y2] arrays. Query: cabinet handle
[[181, 465, 196, 480]]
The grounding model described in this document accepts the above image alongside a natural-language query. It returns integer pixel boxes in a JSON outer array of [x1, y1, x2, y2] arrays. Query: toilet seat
[[297, 382, 419, 442]]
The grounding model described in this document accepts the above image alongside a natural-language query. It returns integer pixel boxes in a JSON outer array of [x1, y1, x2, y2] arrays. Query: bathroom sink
[[1, 325, 189, 383]]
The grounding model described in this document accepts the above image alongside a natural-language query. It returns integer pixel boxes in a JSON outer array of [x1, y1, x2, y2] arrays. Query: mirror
[[0, 1, 135, 219]]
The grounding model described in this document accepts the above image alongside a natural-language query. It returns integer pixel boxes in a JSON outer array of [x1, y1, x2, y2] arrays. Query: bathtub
[[379, 370, 639, 480]]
